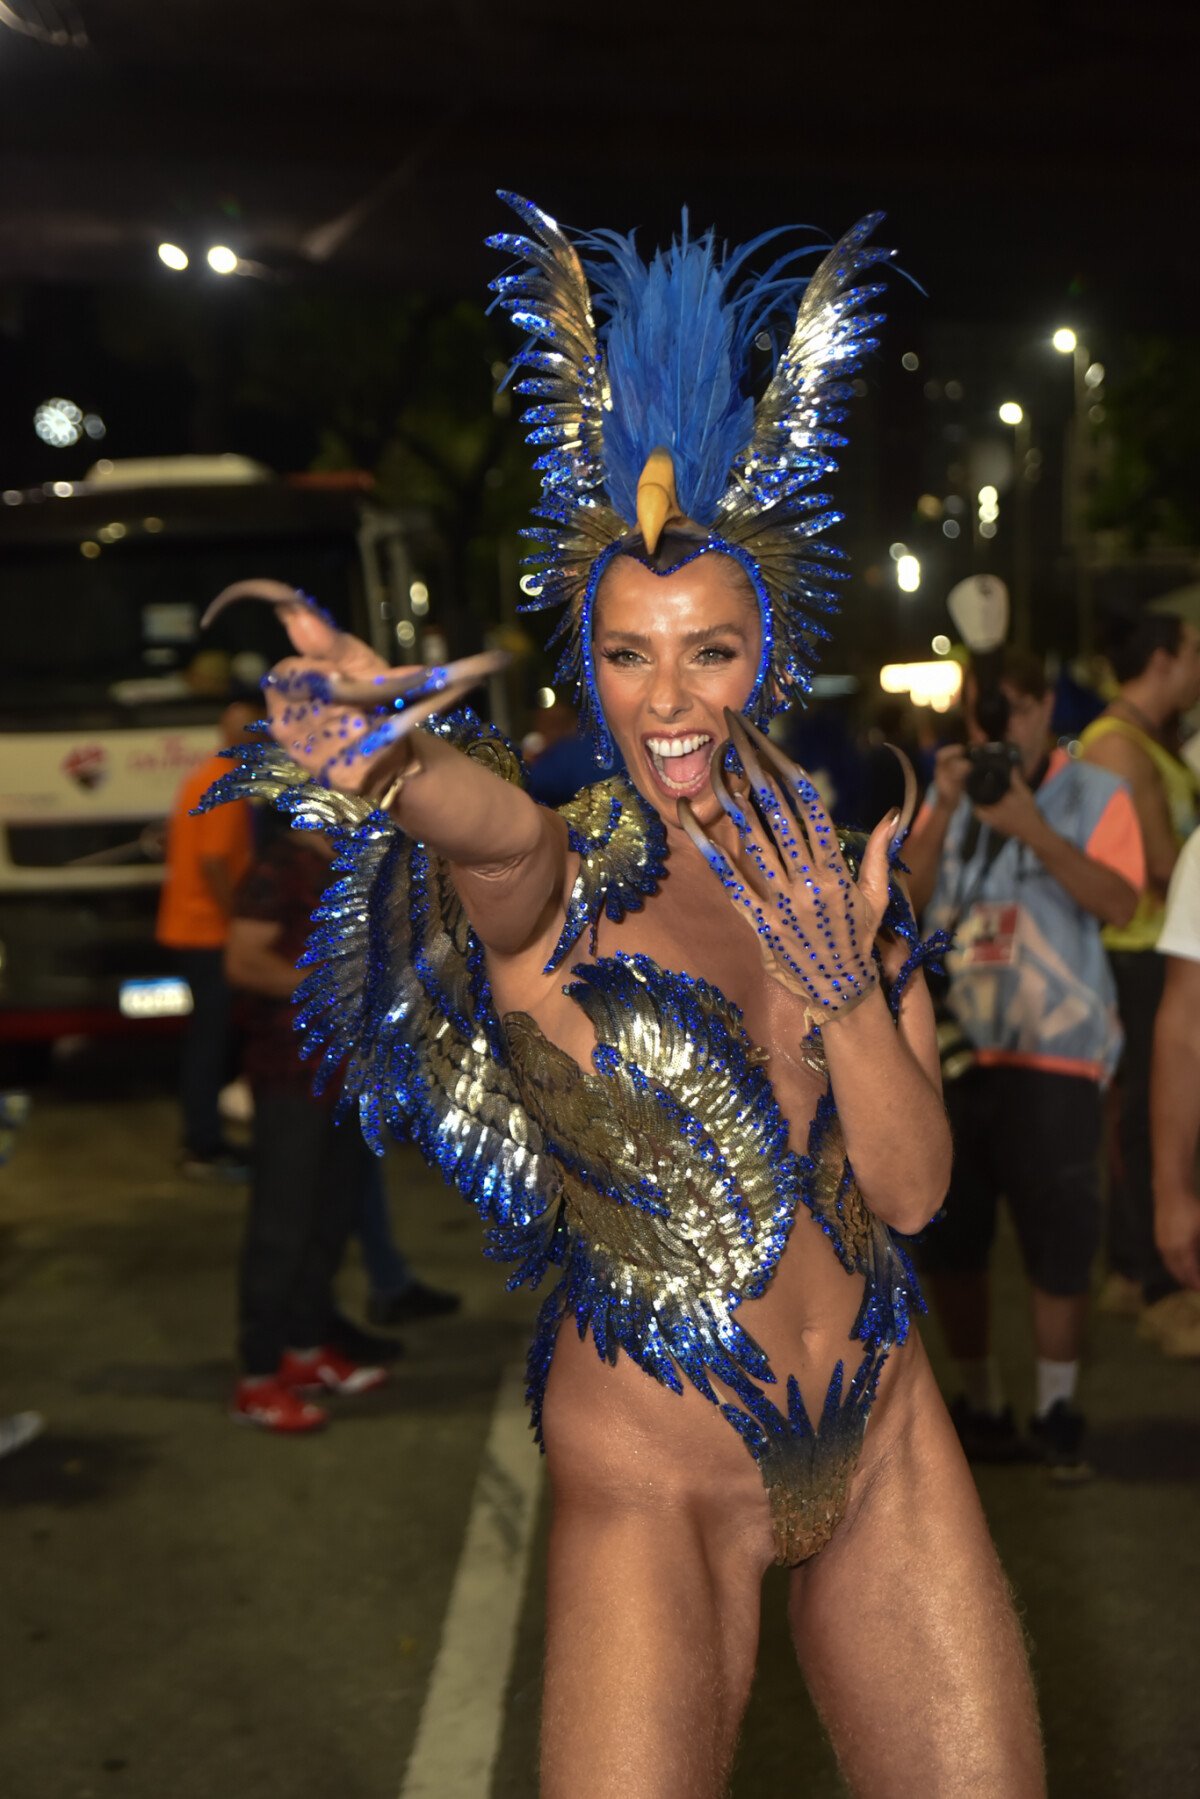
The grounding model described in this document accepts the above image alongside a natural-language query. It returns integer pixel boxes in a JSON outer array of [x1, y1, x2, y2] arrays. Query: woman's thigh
[[788, 1344, 1045, 1797], [540, 1486, 768, 1799]]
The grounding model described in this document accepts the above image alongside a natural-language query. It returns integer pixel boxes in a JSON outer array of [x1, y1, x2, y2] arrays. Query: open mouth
[[644, 732, 716, 799]]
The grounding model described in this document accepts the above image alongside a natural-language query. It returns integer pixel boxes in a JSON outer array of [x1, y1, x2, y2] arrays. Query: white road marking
[[399, 1358, 544, 1797]]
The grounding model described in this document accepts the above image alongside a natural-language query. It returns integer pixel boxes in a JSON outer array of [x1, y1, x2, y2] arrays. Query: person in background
[[156, 700, 257, 1179], [225, 817, 395, 1432], [906, 649, 1144, 1478], [524, 700, 614, 807], [1080, 609, 1200, 1356], [1150, 826, 1200, 1303]]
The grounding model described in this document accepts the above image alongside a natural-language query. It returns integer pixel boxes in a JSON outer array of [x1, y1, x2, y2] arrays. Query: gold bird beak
[[636, 446, 682, 555]]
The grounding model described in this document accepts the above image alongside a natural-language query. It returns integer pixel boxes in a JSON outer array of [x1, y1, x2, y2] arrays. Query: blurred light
[[998, 401, 1024, 426], [916, 493, 942, 520], [754, 331, 771, 352], [206, 245, 238, 275], [536, 686, 557, 709], [396, 620, 416, 648], [83, 413, 106, 440], [1089, 403, 1106, 424], [944, 494, 965, 516], [901, 351, 920, 371], [932, 634, 952, 656], [119, 978, 192, 1020], [942, 519, 961, 539], [880, 660, 962, 707], [142, 516, 164, 532], [1052, 327, 1077, 355], [518, 573, 544, 599], [944, 379, 964, 401], [1084, 361, 1105, 389], [157, 243, 189, 271], [34, 397, 83, 448], [409, 579, 430, 616], [410, 593, 429, 617], [977, 485, 999, 506], [80, 541, 101, 558], [896, 555, 921, 594], [851, 377, 869, 397], [2, 490, 22, 506], [93, 459, 114, 474], [888, 541, 907, 561], [923, 379, 942, 401], [52, 481, 74, 497], [979, 519, 998, 539]]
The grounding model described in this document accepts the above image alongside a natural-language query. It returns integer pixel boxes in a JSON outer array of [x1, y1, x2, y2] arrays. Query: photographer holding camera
[[906, 599, 1144, 1480]]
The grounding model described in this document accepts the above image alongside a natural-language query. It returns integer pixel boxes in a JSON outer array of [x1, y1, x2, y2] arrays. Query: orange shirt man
[[157, 703, 255, 1172]]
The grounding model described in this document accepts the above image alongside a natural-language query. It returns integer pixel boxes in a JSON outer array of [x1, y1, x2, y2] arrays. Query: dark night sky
[[1, 1, 1196, 663], [1, 0, 1195, 324]]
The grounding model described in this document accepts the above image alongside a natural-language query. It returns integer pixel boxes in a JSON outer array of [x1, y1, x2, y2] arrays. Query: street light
[[206, 245, 238, 276], [998, 403, 1033, 644], [896, 554, 921, 594], [1050, 326, 1094, 650], [157, 242, 189, 272]]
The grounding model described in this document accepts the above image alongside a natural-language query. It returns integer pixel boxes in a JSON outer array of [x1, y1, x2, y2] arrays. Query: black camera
[[965, 741, 1022, 806], [963, 652, 1020, 805]]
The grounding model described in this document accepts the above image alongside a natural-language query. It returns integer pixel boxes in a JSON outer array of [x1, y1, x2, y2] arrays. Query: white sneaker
[[0, 1411, 44, 1459]]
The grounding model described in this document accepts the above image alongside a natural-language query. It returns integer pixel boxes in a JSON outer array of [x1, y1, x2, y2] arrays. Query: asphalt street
[[1, 1047, 1197, 1798]]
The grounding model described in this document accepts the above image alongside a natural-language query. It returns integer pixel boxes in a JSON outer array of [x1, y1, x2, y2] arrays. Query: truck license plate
[[118, 977, 194, 1020]]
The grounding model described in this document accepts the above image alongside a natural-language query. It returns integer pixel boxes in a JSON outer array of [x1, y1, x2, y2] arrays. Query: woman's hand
[[679, 711, 915, 1030], [203, 581, 507, 798]]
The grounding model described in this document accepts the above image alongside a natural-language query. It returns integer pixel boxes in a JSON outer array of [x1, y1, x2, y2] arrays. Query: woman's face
[[593, 552, 762, 827]]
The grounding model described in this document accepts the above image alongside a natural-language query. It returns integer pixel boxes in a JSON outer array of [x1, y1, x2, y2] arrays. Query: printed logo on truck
[[62, 744, 109, 793]]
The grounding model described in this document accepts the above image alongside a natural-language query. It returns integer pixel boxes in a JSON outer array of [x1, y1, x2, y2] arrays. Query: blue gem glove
[[202, 580, 508, 797], [679, 711, 915, 1031]]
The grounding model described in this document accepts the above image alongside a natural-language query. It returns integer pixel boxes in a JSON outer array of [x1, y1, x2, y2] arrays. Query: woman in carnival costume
[[205, 195, 1044, 1795]]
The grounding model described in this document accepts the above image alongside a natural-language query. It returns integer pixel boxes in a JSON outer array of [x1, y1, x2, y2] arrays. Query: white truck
[[0, 456, 425, 1049]]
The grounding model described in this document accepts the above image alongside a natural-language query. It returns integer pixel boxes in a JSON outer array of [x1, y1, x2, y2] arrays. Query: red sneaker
[[277, 1346, 389, 1396], [231, 1377, 327, 1433]]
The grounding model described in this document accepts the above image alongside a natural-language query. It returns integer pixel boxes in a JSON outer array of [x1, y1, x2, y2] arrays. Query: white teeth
[[646, 734, 711, 759]]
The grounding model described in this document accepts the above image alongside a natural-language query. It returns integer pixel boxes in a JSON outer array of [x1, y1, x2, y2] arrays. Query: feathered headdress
[[488, 192, 894, 758]]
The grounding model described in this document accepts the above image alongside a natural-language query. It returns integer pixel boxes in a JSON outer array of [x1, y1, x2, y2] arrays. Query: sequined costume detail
[[547, 777, 668, 971], [203, 717, 940, 1564]]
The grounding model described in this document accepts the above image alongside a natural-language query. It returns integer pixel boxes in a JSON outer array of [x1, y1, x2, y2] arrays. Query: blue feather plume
[[580, 217, 830, 526]]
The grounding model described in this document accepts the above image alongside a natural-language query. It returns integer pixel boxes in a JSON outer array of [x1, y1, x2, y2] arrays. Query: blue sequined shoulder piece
[[546, 776, 668, 972]]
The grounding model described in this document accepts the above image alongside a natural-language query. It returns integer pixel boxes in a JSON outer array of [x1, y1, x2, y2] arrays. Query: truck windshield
[[0, 532, 360, 729]]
